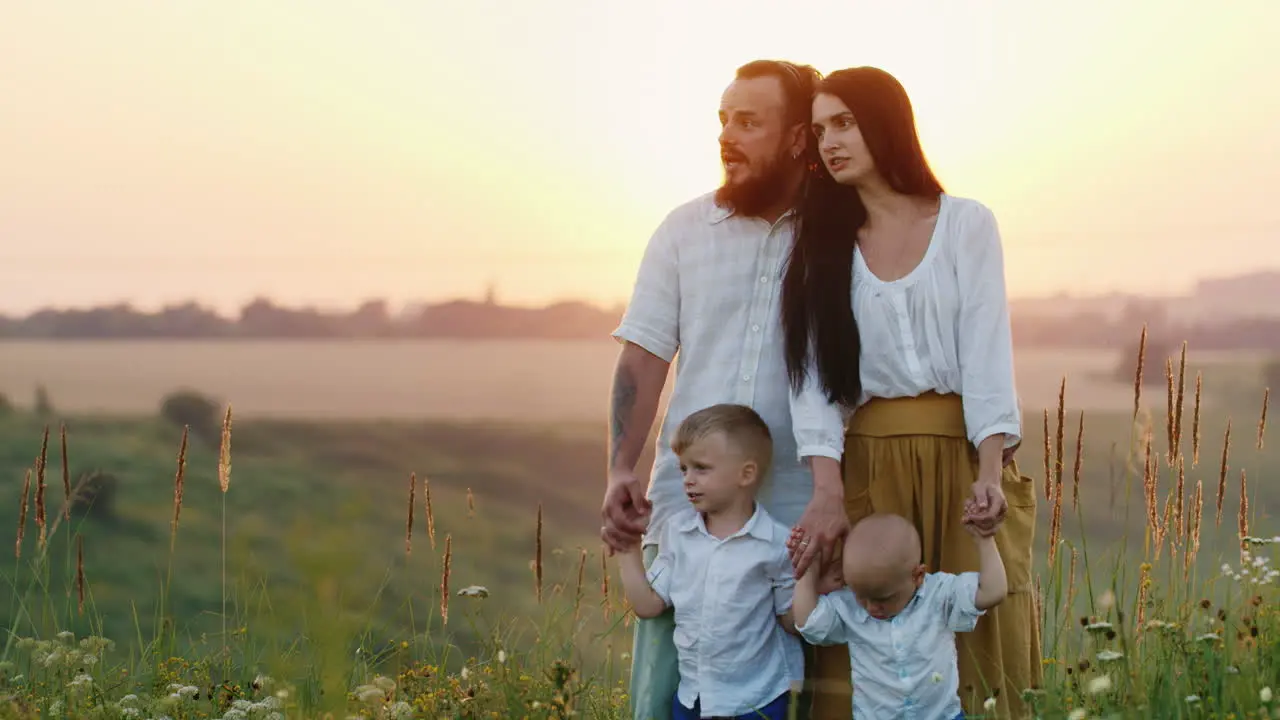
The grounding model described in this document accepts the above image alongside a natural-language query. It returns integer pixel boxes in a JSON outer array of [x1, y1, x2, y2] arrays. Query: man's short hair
[[671, 403, 774, 477], [734, 59, 823, 127]]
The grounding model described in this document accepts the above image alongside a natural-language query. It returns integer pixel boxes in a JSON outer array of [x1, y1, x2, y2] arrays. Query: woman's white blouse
[[790, 194, 1021, 461]]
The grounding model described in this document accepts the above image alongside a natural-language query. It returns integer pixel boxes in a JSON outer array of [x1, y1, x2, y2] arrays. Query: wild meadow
[[1, 330, 1279, 719]]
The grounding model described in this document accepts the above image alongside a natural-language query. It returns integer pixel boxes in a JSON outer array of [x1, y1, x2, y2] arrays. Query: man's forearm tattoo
[[610, 366, 638, 467]]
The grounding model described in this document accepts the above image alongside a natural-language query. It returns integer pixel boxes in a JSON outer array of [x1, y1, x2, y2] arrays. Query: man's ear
[[786, 122, 807, 160]]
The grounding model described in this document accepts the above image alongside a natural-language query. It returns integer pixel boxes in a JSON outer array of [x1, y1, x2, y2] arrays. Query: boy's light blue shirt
[[797, 572, 985, 720]]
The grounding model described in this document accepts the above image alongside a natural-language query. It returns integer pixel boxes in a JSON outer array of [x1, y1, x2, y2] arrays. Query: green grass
[[0, 362, 1279, 718]]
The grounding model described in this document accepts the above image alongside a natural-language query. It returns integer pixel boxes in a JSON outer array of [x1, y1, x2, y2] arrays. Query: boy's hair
[[671, 404, 773, 477]]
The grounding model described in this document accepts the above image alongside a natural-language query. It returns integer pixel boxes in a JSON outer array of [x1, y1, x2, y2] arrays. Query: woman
[[781, 66, 1040, 719]]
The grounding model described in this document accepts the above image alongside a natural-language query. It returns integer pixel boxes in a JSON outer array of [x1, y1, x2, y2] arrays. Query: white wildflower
[[1097, 650, 1124, 662], [56, 631, 74, 641], [983, 697, 997, 712], [223, 710, 248, 720], [931, 672, 943, 684], [388, 701, 414, 720], [457, 585, 489, 598], [1098, 590, 1116, 610], [1085, 621, 1113, 633], [1087, 675, 1112, 694], [497, 649, 507, 664], [1196, 633, 1222, 643], [1068, 709, 1087, 720], [356, 686, 384, 703], [1187, 694, 1201, 703], [1263, 686, 1274, 703], [373, 675, 396, 692]]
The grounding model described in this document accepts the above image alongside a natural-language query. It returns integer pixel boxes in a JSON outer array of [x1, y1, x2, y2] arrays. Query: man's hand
[[786, 490, 849, 578], [601, 469, 652, 554]]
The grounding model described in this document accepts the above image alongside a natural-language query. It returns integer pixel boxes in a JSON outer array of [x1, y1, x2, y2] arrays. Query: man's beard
[[714, 147, 793, 218]]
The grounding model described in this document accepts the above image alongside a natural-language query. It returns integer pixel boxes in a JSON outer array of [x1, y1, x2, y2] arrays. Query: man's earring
[[792, 150, 800, 160]]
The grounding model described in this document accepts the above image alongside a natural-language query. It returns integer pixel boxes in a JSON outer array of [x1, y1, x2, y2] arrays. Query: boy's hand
[[800, 538, 845, 595], [962, 499, 1000, 539], [815, 556, 845, 595]]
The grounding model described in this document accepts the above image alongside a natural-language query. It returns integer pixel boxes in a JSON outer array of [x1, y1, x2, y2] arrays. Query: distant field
[[0, 339, 1272, 421]]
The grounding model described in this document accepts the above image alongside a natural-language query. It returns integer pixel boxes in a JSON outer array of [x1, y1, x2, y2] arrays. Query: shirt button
[[742, 374, 751, 381], [759, 275, 768, 283], [751, 324, 760, 332]]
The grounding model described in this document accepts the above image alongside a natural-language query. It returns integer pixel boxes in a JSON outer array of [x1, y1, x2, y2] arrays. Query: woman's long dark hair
[[781, 67, 945, 406]]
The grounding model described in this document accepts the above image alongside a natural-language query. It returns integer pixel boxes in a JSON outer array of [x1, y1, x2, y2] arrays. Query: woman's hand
[[966, 476, 1007, 534], [788, 457, 849, 577], [969, 434, 1009, 534]]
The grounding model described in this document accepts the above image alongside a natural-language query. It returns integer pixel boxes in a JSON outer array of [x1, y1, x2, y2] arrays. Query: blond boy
[[617, 404, 803, 720]]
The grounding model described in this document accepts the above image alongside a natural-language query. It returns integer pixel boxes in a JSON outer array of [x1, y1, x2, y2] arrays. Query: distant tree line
[[2, 295, 1280, 350], [0, 297, 623, 340]]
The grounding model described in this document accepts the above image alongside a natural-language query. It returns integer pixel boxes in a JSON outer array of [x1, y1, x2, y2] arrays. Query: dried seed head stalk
[[1259, 388, 1269, 451], [76, 534, 86, 615], [60, 424, 71, 520], [1165, 358, 1175, 466], [1136, 563, 1151, 635], [1133, 324, 1147, 421], [15, 469, 30, 559], [1156, 491, 1174, 562], [1143, 431, 1158, 540], [405, 472, 416, 556], [1072, 411, 1084, 509], [574, 547, 588, 622], [1174, 342, 1187, 458], [535, 503, 544, 604], [218, 405, 233, 493], [600, 545, 612, 620], [1043, 409, 1052, 502], [1048, 481, 1063, 568], [1065, 547, 1078, 610], [467, 487, 475, 518], [1216, 420, 1232, 527], [36, 428, 48, 549], [1192, 372, 1203, 467], [423, 475, 435, 550], [170, 426, 189, 542], [440, 535, 452, 624], [1174, 456, 1186, 544], [1055, 378, 1067, 491], [1239, 469, 1250, 557], [1184, 477, 1203, 579]]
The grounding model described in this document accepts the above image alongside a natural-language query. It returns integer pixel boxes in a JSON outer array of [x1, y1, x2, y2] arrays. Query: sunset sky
[[2, 1, 1278, 315]]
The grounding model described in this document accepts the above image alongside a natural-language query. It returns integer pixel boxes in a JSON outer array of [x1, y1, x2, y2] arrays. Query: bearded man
[[600, 59, 849, 720]]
